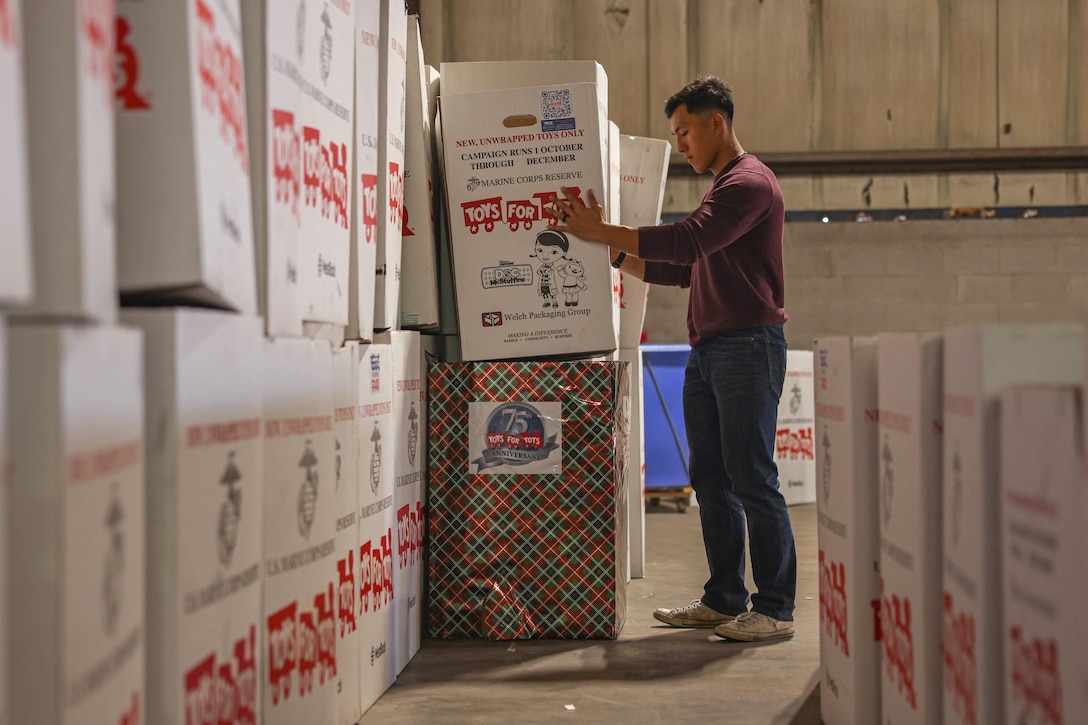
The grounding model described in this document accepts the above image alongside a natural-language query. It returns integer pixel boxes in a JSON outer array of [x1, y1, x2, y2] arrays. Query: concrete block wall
[[642, 217, 1088, 350]]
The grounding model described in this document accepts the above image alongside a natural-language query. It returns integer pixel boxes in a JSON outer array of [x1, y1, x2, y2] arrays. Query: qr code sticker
[[541, 89, 573, 120]]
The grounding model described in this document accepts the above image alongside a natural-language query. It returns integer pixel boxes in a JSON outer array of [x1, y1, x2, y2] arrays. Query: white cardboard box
[[262, 337, 338, 724], [374, 0, 407, 331], [8, 323, 144, 725], [355, 340, 397, 712], [331, 342, 362, 725], [617, 135, 670, 348], [121, 308, 263, 725], [0, 316, 7, 723], [942, 323, 1084, 725], [115, 0, 257, 314], [350, 0, 381, 341], [619, 347, 646, 579], [399, 16, 439, 331], [376, 331, 424, 673], [814, 336, 881, 725], [21, 0, 116, 321], [777, 350, 817, 506], [0, 0, 32, 308], [1001, 386, 1088, 725], [877, 332, 943, 725], [440, 80, 615, 361], [242, 0, 305, 336], [297, 0, 355, 327], [608, 121, 622, 352]]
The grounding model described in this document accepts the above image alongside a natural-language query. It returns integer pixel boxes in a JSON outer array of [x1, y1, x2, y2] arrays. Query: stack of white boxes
[[777, 350, 817, 506], [814, 337, 881, 725], [1000, 385, 1088, 724], [7, 2, 146, 723], [877, 332, 944, 725], [115, 0, 257, 314], [616, 134, 670, 578], [121, 309, 264, 724], [375, 0, 408, 332], [941, 323, 1084, 725], [355, 339, 397, 710]]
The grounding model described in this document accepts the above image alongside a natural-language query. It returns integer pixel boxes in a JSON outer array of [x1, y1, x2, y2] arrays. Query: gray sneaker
[[653, 599, 740, 628], [715, 611, 795, 641]]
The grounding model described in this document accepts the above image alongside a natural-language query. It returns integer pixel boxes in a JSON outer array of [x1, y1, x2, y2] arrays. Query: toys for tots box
[[354, 341, 397, 711], [7, 323, 144, 725], [241, 0, 305, 336], [331, 342, 362, 725], [942, 323, 1084, 725], [814, 336, 881, 725], [121, 308, 263, 725], [617, 135, 670, 348], [440, 82, 615, 361], [297, 0, 355, 327], [877, 332, 943, 725], [1001, 386, 1088, 725], [776, 350, 816, 506], [115, 0, 257, 314], [428, 360, 629, 639], [262, 338, 338, 724], [0, 0, 32, 308], [22, 0, 116, 321], [349, 0, 381, 341], [376, 330, 424, 672]]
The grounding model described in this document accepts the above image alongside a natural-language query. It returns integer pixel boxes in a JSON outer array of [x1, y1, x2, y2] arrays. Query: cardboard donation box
[[617, 135, 670, 348], [608, 121, 621, 351], [241, 0, 304, 336], [7, 324, 144, 724], [814, 336, 881, 725], [1001, 386, 1088, 725], [378, 330, 424, 672], [115, 0, 256, 314], [21, 0, 116, 321], [777, 350, 817, 506], [399, 16, 439, 331], [355, 341, 397, 712], [331, 343, 361, 725], [121, 309, 263, 724], [942, 323, 1084, 725], [296, 0, 355, 328], [374, 0, 407, 330], [619, 347, 646, 579], [428, 360, 629, 639], [877, 332, 943, 725], [262, 338, 337, 724], [440, 81, 615, 361], [350, 0, 381, 341], [0, 0, 31, 308]]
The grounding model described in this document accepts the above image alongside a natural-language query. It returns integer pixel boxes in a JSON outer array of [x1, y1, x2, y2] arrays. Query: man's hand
[[547, 187, 608, 243]]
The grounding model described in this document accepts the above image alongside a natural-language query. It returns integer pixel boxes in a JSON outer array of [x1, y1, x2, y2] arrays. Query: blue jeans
[[682, 323, 796, 621]]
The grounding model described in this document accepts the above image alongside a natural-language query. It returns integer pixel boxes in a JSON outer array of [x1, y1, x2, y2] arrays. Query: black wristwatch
[[610, 252, 626, 269]]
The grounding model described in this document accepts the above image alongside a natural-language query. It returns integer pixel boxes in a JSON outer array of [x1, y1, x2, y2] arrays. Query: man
[[548, 76, 796, 642]]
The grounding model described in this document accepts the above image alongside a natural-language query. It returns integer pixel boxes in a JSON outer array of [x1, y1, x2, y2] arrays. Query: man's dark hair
[[664, 76, 734, 124]]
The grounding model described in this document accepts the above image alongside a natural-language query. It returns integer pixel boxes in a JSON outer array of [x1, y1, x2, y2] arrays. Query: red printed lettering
[[266, 602, 298, 705], [388, 161, 403, 228], [506, 199, 541, 231], [118, 692, 140, 725], [196, 0, 248, 174], [361, 173, 378, 244], [775, 427, 814, 461], [82, 0, 113, 94], [272, 109, 301, 219], [818, 550, 849, 656], [413, 501, 424, 565], [297, 611, 317, 696], [881, 578, 917, 709], [397, 504, 411, 570], [460, 197, 503, 234], [381, 530, 395, 605], [115, 17, 151, 110], [1009, 625, 1062, 725], [0, 0, 17, 49], [487, 432, 506, 449], [315, 583, 337, 685], [338, 551, 357, 637], [943, 592, 978, 725], [185, 653, 217, 725]]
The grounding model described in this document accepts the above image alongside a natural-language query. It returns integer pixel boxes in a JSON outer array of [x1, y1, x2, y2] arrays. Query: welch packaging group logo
[[481, 311, 503, 327]]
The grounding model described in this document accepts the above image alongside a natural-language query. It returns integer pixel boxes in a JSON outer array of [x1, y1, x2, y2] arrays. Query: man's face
[[670, 104, 721, 175]]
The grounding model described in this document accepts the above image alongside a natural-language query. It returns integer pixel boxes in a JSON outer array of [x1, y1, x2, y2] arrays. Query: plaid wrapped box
[[428, 360, 629, 639]]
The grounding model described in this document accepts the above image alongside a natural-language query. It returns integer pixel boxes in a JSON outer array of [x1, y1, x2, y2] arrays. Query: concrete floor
[[362, 502, 822, 724]]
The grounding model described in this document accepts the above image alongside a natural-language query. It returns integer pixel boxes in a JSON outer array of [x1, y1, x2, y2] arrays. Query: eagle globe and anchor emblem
[[406, 402, 418, 466], [218, 452, 243, 566], [473, 402, 559, 472], [820, 428, 832, 504], [881, 435, 894, 526], [788, 382, 803, 416], [297, 441, 319, 538], [370, 423, 382, 494], [103, 485, 125, 635]]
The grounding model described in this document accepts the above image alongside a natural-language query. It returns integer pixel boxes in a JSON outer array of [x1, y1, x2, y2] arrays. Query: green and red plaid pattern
[[427, 361, 629, 639]]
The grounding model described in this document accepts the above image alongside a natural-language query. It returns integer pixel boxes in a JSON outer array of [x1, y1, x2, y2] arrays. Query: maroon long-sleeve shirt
[[639, 153, 787, 347]]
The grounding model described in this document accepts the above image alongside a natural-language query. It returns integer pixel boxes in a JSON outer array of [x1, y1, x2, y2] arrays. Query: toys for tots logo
[[195, 0, 248, 174], [302, 126, 349, 228], [461, 188, 582, 234], [472, 403, 559, 471]]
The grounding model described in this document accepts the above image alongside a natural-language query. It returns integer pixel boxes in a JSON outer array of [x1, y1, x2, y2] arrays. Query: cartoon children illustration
[[530, 229, 569, 308], [556, 258, 588, 307]]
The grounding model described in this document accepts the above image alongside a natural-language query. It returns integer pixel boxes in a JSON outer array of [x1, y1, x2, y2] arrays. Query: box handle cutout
[[503, 114, 537, 128]]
